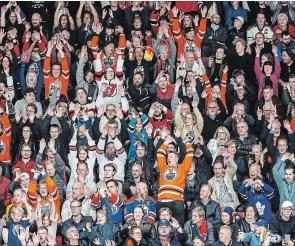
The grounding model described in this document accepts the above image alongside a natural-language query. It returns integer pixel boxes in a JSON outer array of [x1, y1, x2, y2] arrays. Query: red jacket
[[12, 160, 35, 179]]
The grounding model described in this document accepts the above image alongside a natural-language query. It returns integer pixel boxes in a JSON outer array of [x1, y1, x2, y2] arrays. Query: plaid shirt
[[0, 176, 12, 206]]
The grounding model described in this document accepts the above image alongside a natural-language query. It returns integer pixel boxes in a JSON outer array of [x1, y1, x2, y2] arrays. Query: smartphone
[[285, 234, 290, 244], [36, 164, 43, 173]]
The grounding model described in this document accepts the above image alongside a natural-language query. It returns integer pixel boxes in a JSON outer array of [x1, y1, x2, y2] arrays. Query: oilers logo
[[0, 140, 6, 154], [184, 42, 197, 53], [163, 168, 178, 180]]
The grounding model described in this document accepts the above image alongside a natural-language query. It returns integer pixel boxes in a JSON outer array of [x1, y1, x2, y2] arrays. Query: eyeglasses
[[282, 208, 292, 211], [71, 206, 82, 209], [132, 232, 142, 236], [106, 109, 115, 112]]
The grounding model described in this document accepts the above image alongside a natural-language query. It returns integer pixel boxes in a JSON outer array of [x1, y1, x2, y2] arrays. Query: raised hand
[[284, 120, 291, 131], [201, 6, 207, 18], [115, 108, 123, 119], [174, 126, 181, 139], [97, 105, 105, 117], [172, 6, 179, 17], [101, 124, 109, 137]]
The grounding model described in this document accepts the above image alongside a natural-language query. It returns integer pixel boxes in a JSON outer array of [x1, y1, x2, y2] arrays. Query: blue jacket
[[81, 197, 114, 246], [239, 183, 274, 222], [127, 114, 149, 161], [223, 2, 248, 26]]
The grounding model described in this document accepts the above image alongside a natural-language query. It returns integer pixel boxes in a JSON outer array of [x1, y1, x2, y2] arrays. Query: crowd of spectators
[[1, 1, 295, 245]]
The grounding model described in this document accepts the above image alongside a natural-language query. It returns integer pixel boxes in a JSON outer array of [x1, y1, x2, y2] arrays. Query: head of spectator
[[105, 22, 115, 36], [159, 15, 170, 31], [70, 199, 82, 218], [158, 219, 172, 239], [10, 206, 24, 223], [262, 60, 274, 76], [76, 162, 89, 182], [215, 47, 227, 63], [252, 177, 265, 192], [193, 236, 206, 246], [214, 126, 230, 142], [41, 213, 52, 228], [280, 201, 293, 221], [237, 121, 248, 139], [211, 14, 221, 26], [256, 12, 266, 28], [185, 51, 195, 66], [187, 161, 195, 178], [39, 178, 51, 198], [26, 70, 38, 89], [207, 101, 219, 118], [261, 53, 274, 67], [31, 13, 42, 28], [245, 204, 259, 221], [221, 207, 234, 225], [104, 163, 116, 181], [281, 31, 291, 46], [159, 207, 172, 221], [133, 206, 144, 224], [249, 163, 262, 180], [255, 32, 265, 46], [218, 225, 232, 245], [128, 226, 143, 244], [251, 145, 263, 164], [284, 160, 295, 184], [136, 182, 148, 200], [0, 80, 7, 99], [105, 104, 116, 119], [185, 26, 195, 42], [131, 163, 143, 180], [167, 148, 180, 167], [106, 179, 119, 194], [133, 14, 143, 30], [262, 86, 274, 102], [278, 13, 288, 29], [71, 182, 85, 200], [213, 157, 225, 179], [200, 184, 212, 202], [233, 103, 245, 121], [66, 227, 80, 245], [82, 11, 92, 26], [12, 188, 25, 206], [37, 226, 50, 246], [104, 67, 115, 82], [133, 29, 144, 42], [104, 40, 115, 57], [276, 135, 289, 156], [282, 49, 294, 65], [24, 88, 36, 103], [233, 16, 244, 30], [191, 207, 205, 226], [105, 141, 116, 161], [184, 112, 197, 128], [19, 172, 30, 189], [135, 142, 146, 159], [234, 38, 246, 56], [132, 72, 144, 89], [232, 69, 246, 86], [20, 143, 32, 161], [76, 88, 89, 105], [131, 34, 143, 48], [134, 46, 144, 62], [224, 139, 236, 157], [49, 124, 60, 141]]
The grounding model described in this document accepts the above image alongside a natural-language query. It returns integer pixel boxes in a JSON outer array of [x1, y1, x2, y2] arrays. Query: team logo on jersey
[[163, 168, 178, 180], [256, 201, 265, 216], [102, 56, 115, 67], [184, 41, 197, 53], [12, 224, 22, 237], [0, 140, 6, 154], [49, 80, 61, 98], [111, 204, 119, 215], [103, 84, 117, 98]]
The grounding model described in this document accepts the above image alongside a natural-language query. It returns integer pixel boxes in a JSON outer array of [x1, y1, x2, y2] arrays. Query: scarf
[[191, 220, 207, 241], [245, 217, 257, 232]]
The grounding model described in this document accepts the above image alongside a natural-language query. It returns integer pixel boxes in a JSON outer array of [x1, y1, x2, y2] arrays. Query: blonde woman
[[207, 126, 230, 161]]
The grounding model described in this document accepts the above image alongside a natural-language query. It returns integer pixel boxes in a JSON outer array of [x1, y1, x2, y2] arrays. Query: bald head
[[72, 182, 84, 199], [32, 13, 42, 26], [136, 182, 148, 199]]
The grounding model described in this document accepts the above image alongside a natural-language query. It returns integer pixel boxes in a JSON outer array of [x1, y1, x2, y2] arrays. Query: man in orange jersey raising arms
[[43, 40, 69, 99], [157, 135, 194, 227]]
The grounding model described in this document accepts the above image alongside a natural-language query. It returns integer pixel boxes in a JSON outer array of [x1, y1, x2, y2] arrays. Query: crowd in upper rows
[[2, 1, 295, 246]]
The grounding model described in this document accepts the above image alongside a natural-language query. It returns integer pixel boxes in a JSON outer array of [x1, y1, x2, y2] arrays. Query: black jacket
[[203, 26, 228, 47], [269, 214, 295, 239], [126, 84, 151, 114], [233, 134, 259, 162], [189, 199, 221, 227], [192, 147, 213, 181], [184, 173, 208, 204]]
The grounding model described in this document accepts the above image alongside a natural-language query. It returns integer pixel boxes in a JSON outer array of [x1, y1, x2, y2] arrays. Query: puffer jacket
[[188, 199, 221, 227], [184, 173, 208, 204]]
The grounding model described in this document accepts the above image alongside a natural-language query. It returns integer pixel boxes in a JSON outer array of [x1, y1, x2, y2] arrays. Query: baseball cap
[[184, 27, 195, 34], [233, 16, 244, 24], [158, 219, 171, 227], [255, 219, 268, 228], [282, 201, 293, 209]]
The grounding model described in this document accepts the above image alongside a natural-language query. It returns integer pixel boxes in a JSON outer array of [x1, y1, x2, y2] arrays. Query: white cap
[[282, 201, 293, 209], [234, 16, 244, 24]]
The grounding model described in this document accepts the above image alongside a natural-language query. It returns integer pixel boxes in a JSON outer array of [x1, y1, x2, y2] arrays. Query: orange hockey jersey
[[43, 56, 69, 99], [157, 143, 194, 201], [91, 34, 126, 71], [203, 72, 227, 113], [0, 113, 11, 165], [28, 175, 61, 221], [172, 17, 207, 60]]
